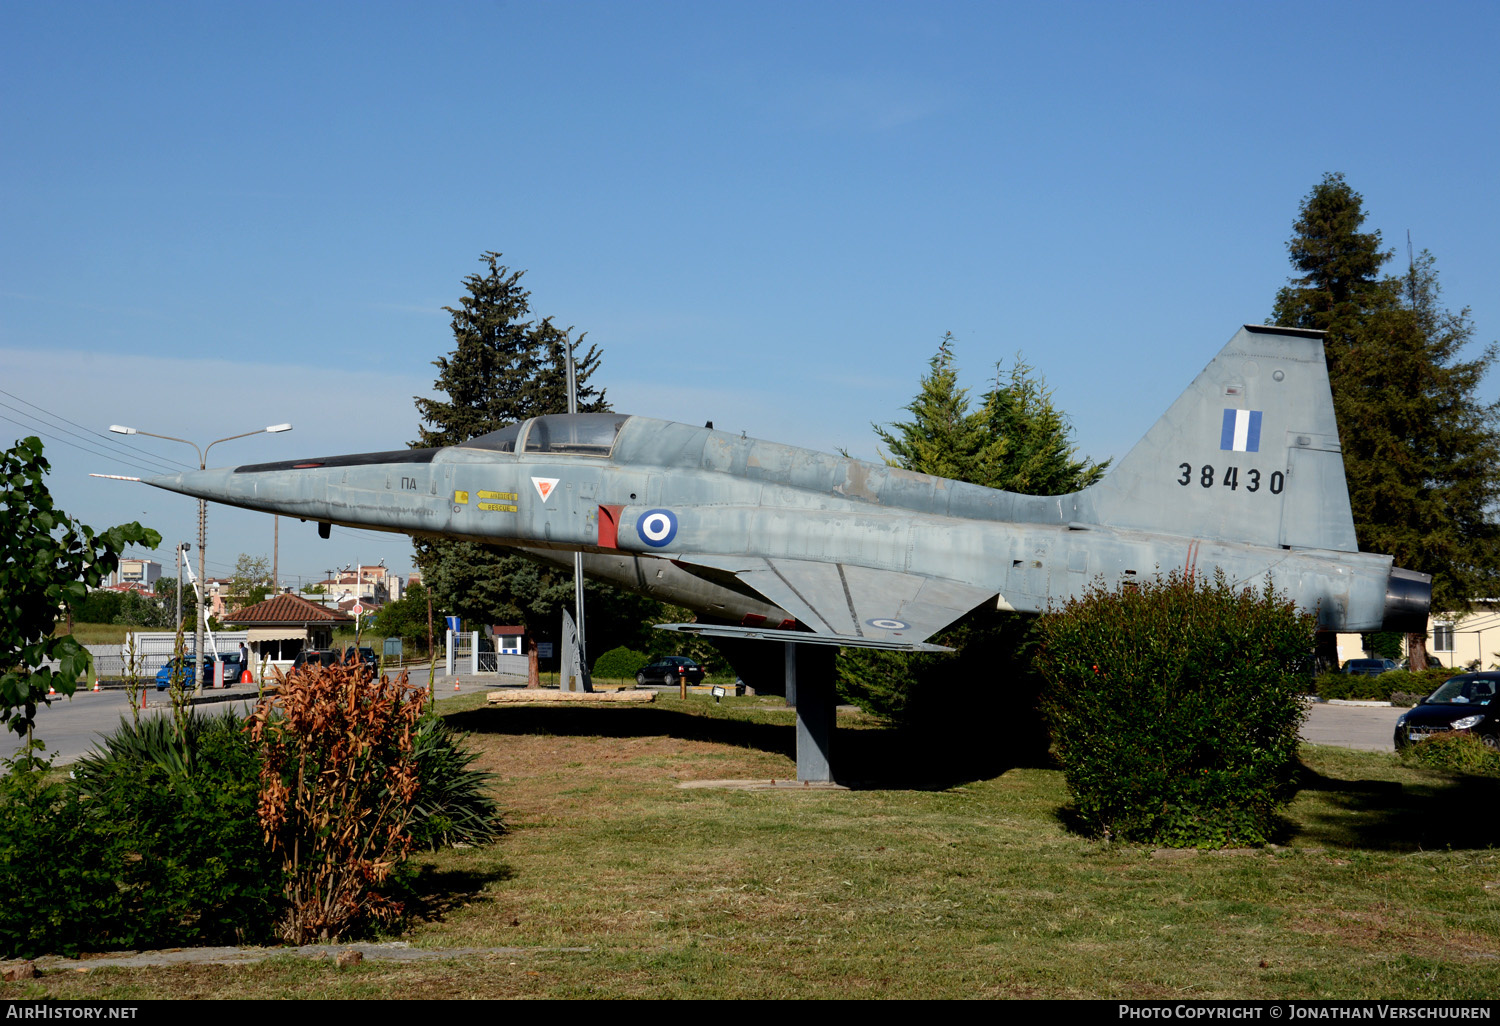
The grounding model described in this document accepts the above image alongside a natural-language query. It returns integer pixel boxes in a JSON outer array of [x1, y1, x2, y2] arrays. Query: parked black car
[[1343, 658, 1398, 677], [344, 646, 378, 675], [290, 647, 376, 677], [1393, 672, 1500, 749], [290, 649, 341, 672], [636, 656, 705, 687]]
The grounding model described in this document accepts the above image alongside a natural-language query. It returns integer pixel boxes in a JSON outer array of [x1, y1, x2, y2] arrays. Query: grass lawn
[[54, 622, 131, 645], [8, 693, 1500, 1000]]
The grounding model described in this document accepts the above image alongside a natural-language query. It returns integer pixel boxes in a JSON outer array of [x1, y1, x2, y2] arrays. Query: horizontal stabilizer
[[653, 622, 954, 653]]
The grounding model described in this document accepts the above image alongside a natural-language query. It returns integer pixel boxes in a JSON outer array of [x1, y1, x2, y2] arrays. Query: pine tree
[[978, 356, 1109, 494], [874, 334, 1106, 495], [411, 253, 646, 680], [844, 336, 1105, 730], [414, 253, 604, 446], [873, 333, 1001, 483], [1271, 173, 1394, 352], [1272, 175, 1500, 667]]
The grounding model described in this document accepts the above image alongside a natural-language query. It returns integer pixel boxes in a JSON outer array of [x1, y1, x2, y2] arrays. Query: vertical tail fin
[[1084, 324, 1358, 552]]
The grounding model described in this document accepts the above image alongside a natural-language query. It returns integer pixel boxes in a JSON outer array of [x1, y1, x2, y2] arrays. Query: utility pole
[[175, 542, 189, 628]]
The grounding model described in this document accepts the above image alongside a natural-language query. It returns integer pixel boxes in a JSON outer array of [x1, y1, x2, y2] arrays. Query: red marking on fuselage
[[598, 505, 624, 549]]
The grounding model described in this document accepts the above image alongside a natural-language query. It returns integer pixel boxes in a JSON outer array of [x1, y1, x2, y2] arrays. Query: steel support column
[[785, 642, 835, 782]]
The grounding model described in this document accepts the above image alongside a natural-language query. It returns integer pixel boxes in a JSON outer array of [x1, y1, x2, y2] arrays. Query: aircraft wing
[[668, 555, 996, 650]]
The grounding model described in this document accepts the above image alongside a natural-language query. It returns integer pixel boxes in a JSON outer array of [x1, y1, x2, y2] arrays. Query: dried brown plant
[[248, 659, 427, 944]]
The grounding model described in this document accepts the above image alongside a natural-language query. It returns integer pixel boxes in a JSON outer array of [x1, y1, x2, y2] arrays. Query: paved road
[[1, 674, 505, 767], [1301, 700, 1403, 753], [5, 683, 1407, 767]]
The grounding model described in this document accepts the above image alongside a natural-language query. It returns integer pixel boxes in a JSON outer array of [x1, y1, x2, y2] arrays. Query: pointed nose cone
[[145, 468, 258, 507]]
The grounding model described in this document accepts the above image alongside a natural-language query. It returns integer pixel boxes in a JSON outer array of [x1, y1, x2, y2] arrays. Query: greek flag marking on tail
[[1219, 409, 1263, 453]]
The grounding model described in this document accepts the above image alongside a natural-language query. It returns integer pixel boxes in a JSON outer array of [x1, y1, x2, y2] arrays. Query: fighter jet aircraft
[[139, 324, 1431, 652]]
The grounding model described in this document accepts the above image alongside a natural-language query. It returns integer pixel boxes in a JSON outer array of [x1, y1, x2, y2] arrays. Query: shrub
[[1400, 731, 1500, 776], [250, 663, 427, 944], [1376, 667, 1456, 699], [837, 609, 1039, 726], [1313, 670, 1390, 701], [591, 646, 648, 680], [0, 679, 497, 957], [1312, 667, 1455, 703], [0, 709, 282, 959], [408, 714, 503, 850], [0, 771, 130, 959], [70, 709, 282, 947], [1035, 570, 1313, 848]]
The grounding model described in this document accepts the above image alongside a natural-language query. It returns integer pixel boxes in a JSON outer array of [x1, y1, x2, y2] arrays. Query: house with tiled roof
[[222, 591, 354, 673]]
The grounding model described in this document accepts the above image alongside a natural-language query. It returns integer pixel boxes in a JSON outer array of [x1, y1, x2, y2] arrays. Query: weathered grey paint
[[144, 325, 1430, 650]]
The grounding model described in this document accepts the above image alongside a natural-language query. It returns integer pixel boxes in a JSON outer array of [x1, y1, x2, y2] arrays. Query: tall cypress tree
[[415, 252, 604, 446], [412, 253, 637, 675], [1272, 175, 1500, 667]]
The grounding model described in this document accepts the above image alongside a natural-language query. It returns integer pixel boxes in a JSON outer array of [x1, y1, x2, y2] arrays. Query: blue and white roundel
[[866, 618, 909, 631], [637, 509, 678, 547]]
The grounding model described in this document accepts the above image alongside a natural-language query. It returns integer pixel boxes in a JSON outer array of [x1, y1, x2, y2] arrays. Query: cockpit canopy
[[465, 412, 629, 457]]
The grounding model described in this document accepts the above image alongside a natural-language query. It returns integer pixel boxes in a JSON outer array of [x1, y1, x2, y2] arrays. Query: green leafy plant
[[1313, 670, 1389, 701], [1035, 570, 1313, 848], [70, 709, 283, 947], [407, 714, 503, 849], [0, 769, 130, 958], [1, 436, 160, 767], [0, 708, 282, 959], [1399, 731, 1500, 777]]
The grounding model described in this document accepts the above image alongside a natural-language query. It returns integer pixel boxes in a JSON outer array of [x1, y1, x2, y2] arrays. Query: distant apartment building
[[315, 564, 401, 607], [1335, 601, 1500, 671], [116, 559, 162, 587]]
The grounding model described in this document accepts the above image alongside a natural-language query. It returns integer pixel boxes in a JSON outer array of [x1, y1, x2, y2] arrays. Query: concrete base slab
[[677, 779, 850, 791], [486, 688, 656, 704]]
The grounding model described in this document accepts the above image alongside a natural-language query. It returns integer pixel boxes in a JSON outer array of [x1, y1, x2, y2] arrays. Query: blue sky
[[3, 1, 1497, 588]]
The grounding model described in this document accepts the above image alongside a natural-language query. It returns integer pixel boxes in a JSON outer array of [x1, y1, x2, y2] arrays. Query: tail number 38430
[[1177, 463, 1283, 494]]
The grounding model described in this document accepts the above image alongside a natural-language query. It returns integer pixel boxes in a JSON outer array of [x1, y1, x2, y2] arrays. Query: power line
[[0, 412, 174, 476], [0, 388, 195, 472]]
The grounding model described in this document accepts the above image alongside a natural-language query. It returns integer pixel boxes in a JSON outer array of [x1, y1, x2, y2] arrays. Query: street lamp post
[[564, 338, 588, 688], [110, 423, 292, 690]]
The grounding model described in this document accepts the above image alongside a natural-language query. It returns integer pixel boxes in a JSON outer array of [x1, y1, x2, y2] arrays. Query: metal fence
[[39, 631, 250, 680], [443, 630, 527, 679]]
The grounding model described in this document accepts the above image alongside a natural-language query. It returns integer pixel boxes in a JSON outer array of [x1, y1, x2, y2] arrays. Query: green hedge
[[1, 711, 281, 958], [1312, 666, 1457, 702], [592, 646, 648, 680], [1035, 571, 1313, 848]]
